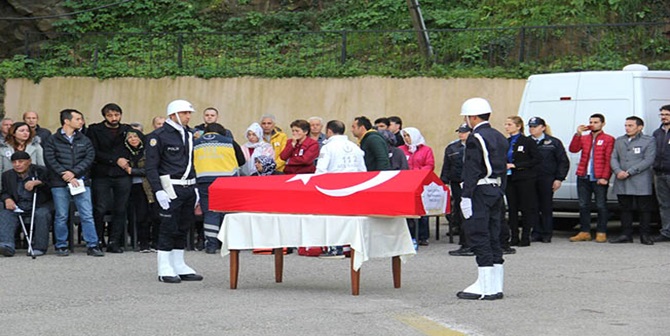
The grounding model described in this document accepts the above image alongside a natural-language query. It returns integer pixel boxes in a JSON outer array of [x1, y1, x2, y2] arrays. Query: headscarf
[[255, 155, 276, 176], [125, 129, 145, 157], [402, 127, 425, 153], [244, 122, 265, 149]]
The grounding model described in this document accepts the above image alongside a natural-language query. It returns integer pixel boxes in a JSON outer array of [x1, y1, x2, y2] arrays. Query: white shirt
[[315, 135, 367, 173]]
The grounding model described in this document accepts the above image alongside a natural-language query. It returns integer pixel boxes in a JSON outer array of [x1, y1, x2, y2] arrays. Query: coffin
[[209, 170, 450, 217]]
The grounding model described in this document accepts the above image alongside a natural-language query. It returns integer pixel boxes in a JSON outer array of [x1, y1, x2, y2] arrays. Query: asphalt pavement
[[1, 224, 668, 336]]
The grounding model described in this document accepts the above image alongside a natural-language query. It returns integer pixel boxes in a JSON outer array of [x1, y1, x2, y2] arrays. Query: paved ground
[[1, 225, 668, 336]]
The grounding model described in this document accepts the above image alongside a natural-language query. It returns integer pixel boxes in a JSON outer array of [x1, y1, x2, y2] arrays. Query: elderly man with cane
[[0, 151, 52, 257]]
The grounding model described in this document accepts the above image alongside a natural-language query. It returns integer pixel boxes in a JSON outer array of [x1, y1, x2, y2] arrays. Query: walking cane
[[28, 178, 37, 258], [16, 178, 38, 259]]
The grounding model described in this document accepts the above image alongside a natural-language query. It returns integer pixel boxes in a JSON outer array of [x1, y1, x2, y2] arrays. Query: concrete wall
[[3, 76, 526, 173]]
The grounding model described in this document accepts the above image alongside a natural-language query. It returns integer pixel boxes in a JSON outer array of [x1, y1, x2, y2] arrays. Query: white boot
[[493, 264, 504, 299], [157, 250, 180, 283], [170, 249, 203, 281], [457, 266, 492, 299]]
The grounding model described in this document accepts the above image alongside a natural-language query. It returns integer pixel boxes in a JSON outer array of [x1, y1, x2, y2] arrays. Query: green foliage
[[1, 0, 669, 81]]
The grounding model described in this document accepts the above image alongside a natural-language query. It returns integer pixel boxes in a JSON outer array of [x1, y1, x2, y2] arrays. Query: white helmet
[[460, 97, 492, 116], [166, 99, 195, 116]]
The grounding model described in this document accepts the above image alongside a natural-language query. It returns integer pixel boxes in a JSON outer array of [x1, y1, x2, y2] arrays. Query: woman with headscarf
[[123, 129, 158, 252], [250, 155, 281, 176], [399, 127, 435, 246], [240, 122, 274, 176], [0, 122, 45, 173]]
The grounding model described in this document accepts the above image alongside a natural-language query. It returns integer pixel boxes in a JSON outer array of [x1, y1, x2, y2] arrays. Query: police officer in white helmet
[[145, 99, 203, 283], [457, 97, 508, 300]]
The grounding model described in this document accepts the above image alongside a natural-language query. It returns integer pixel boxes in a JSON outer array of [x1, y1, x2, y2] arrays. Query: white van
[[517, 65, 670, 214]]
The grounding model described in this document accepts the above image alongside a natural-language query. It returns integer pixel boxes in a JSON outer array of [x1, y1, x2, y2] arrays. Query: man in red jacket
[[568, 113, 615, 243]]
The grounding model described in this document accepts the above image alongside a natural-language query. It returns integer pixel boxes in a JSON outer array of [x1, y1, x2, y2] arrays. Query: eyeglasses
[[660, 113, 670, 117]]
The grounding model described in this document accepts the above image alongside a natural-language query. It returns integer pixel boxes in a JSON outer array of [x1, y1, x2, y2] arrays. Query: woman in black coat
[[504, 116, 542, 246]]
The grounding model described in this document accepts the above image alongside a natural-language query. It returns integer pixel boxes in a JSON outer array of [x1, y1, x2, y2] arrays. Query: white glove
[[156, 190, 171, 210], [194, 188, 200, 209], [460, 197, 473, 219]]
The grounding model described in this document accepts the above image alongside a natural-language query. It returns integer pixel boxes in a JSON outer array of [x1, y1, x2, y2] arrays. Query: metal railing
[[19, 22, 670, 77]]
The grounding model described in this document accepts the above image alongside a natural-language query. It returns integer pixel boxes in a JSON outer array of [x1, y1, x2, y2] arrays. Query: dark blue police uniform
[[461, 122, 508, 267], [145, 122, 196, 251], [531, 134, 569, 241], [441, 139, 466, 245]]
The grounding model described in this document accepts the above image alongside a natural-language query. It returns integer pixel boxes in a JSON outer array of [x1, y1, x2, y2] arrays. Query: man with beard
[[87, 103, 133, 253]]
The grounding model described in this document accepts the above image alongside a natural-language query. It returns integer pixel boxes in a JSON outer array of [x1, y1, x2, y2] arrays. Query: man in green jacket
[[351, 116, 391, 171]]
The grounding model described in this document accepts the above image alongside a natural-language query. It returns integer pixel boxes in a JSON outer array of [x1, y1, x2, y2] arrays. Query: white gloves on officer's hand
[[194, 188, 200, 209], [156, 190, 171, 210], [460, 197, 473, 219]]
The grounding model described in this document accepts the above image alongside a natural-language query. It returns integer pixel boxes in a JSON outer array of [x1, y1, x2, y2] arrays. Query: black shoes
[[518, 238, 530, 247], [652, 234, 670, 242], [55, 247, 70, 257], [87, 246, 105, 257], [0, 245, 14, 257], [502, 246, 516, 255], [158, 276, 181, 283], [106, 244, 124, 253], [418, 239, 429, 246], [449, 246, 475, 256], [509, 237, 520, 246], [609, 235, 633, 244], [640, 235, 654, 245], [179, 274, 204, 281]]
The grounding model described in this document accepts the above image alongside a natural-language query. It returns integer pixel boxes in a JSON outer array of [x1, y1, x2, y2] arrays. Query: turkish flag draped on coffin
[[209, 170, 450, 217]]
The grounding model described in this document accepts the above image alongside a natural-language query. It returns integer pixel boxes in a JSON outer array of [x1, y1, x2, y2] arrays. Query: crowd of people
[[1, 100, 670, 286], [442, 106, 670, 261]]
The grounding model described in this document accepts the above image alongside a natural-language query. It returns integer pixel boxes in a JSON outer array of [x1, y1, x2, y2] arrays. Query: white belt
[[170, 178, 196, 186], [477, 177, 501, 186]]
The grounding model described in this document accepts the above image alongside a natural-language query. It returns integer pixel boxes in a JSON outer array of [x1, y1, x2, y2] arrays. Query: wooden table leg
[[274, 248, 283, 283], [230, 250, 239, 289], [392, 256, 401, 288], [350, 249, 360, 296]]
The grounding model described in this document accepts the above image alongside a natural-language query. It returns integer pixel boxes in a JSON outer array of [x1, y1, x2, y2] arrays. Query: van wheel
[[553, 218, 578, 231]]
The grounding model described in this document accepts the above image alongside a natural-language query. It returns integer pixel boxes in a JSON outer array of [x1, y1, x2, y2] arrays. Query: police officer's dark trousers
[[464, 184, 504, 266], [449, 181, 467, 246], [157, 185, 196, 251], [533, 176, 555, 240]]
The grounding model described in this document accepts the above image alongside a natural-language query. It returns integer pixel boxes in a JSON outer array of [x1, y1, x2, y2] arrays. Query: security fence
[[19, 22, 670, 78]]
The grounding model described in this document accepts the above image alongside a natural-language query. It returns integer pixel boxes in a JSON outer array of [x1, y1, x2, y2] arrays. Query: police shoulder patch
[[149, 138, 157, 147]]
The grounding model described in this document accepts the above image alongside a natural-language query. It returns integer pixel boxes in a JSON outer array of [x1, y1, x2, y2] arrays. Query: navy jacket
[[461, 122, 508, 198], [533, 134, 569, 181], [652, 125, 670, 174], [441, 139, 465, 184], [145, 122, 196, 193], [43, 128, 95, 188]]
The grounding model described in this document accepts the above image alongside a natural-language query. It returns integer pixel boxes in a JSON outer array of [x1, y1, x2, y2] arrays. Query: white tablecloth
[[218, 213, 416, 271]]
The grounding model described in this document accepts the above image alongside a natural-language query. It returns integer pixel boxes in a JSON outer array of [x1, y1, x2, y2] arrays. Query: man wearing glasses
[[652, 106, 670, 242]]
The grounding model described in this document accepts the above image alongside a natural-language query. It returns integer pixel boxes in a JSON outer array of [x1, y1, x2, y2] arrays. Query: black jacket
[[87, 122, 132, 178], [145, 122, 196, 193], [653, 125, 670, 174], [507, 134, 541, 181], [1, 164, 52, 207], [440, 139, 465, 184], [462, 122, 508, 198], [43, 128, 95, 187], [533, 134, 569, 181]]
